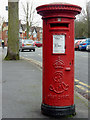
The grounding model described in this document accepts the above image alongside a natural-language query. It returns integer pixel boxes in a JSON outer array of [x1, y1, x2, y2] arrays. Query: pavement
[[2, 57, 89, 119]]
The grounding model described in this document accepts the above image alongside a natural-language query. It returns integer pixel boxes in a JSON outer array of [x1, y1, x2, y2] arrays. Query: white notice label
[[53, 35, 65, 53]]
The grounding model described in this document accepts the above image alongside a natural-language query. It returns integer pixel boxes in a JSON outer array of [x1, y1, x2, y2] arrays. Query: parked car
[[19, 39, 35, 52], [33, 41, 42, 47], [79, 38, 90, 50], [75, 40, 82, 50], [86, 45, 90, 51]]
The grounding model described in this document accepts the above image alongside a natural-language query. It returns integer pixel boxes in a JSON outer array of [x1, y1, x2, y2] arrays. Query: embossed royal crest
[[49, 71, 69, 94], [53, 57, 65, 69]]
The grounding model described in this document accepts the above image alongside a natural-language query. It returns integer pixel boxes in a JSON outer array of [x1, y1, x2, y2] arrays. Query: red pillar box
[[36, 3, 81, 117]]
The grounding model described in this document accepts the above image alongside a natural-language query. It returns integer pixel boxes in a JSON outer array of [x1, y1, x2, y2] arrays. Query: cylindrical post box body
[[36, 3, 81, 117]]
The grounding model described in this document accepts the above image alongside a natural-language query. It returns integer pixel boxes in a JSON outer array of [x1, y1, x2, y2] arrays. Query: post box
[[36, 2, 81, 117]]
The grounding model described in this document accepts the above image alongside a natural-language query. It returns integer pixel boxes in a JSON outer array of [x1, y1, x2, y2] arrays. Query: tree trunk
[[5, 2, 19, 60], [26, 21, 29, 39], [26, 2, 29, 39]]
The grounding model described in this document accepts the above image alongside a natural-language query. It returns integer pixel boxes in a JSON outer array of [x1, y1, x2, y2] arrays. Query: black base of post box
[[41, 103, 75, 117]]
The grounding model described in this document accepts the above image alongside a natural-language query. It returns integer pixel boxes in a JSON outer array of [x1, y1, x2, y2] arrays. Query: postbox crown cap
[[36, 2, 82, 19]]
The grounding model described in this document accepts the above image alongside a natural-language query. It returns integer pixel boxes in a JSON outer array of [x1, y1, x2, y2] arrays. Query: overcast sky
[[0, 0, 90, 26]]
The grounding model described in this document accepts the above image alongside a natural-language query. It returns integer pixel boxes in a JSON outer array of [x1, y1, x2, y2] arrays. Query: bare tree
[[21, 1, 39, 39], [75, 6, 88, 38], [75, 20, 88, 38], [75, 1, 90, 38], [77, 9, 87, 22]]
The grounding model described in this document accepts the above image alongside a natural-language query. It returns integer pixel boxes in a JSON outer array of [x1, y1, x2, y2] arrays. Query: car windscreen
[[80, 39, 86, 43], [23, 40, 33, 44]]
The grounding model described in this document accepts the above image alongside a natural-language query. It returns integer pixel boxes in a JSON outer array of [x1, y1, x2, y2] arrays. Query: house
[[21, 24, 42, 41], [30, 26, 42, 41], [2, 21, 43, 46]]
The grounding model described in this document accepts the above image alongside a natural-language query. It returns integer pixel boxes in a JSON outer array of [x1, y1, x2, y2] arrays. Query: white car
[[19, 39, 35, 52], [86, 45, 90, 51]]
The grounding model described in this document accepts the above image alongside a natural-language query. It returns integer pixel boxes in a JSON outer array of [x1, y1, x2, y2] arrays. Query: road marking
[[79, 82, 90, 88], [86, 90, 90, 93], [75, 79, 79, 82], [76, 85, 86, 90], [75, 79, 90, 93], [75, 85, 90, 93], [75, 79, 90, 88]]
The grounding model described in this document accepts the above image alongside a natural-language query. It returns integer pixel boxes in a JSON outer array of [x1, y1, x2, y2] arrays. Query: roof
[[21, 24, 42, 33]]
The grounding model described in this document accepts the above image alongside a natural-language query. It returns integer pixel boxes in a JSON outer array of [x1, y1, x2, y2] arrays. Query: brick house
[[2, 21, 42, 46], [21, 24, 42, 41], [30, 26, 42, 41]]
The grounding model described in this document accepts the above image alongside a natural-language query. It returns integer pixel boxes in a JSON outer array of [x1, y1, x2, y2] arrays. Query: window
[[6, 31, 8, 35]]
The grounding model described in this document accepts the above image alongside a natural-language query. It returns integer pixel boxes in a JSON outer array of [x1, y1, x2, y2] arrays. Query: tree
[[5, 1, 19, 60], [75, 8, 88, 38], [75, 20, 88, 38], [21, 1, 40, 39], [87, 1, 90, 37], [75, 1, 90, 38]]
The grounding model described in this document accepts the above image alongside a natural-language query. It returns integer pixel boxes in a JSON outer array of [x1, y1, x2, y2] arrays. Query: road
[[75, 51, 88, 84], [20, 48, 88, 84], [20, 48, 42, 63]]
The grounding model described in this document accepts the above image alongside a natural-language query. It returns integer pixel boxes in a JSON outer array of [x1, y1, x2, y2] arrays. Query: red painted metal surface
[[36, 3, 81, 107]]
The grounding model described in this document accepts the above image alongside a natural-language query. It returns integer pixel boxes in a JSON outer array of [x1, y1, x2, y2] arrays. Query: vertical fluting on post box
[[36, 2, 82, 117]]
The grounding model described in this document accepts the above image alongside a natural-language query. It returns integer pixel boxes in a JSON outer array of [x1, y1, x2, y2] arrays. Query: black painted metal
[[41, 103, 75, 117]]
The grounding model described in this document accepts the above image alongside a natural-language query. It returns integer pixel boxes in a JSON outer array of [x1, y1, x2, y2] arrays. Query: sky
[[0, 0, 90, 26]]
